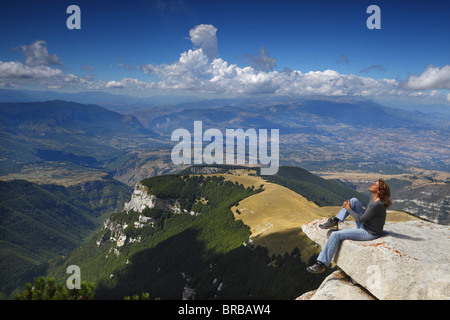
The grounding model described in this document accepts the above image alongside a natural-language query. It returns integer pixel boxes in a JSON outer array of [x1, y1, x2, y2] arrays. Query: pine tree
[[15, 277, 94, 300]]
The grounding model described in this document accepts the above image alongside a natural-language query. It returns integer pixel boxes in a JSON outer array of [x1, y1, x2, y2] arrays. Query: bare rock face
[[123, 182, 181, 214], [123, 183, 156, 213], [301, 218, 450, 300], [297, 270, 375, 300]]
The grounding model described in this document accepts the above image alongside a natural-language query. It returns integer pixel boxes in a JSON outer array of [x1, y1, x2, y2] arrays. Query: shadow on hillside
[[94, 227, 333, 300], [252, 227, 322, 262]]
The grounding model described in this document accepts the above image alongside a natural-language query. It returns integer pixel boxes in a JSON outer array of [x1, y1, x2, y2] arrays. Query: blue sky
[[0, 0, 449, 106]]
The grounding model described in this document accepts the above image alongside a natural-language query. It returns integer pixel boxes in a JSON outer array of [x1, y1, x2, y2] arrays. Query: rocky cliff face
[[123, 182, 181, 214], [98, 182, 200, 249], [392, 183, 450, 224], [299, 218, 450, 300]]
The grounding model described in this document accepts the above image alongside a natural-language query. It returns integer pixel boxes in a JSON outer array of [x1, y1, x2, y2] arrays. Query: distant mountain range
[[1, 97, 448, 180], [133, 98, 449, 173], [143, 98, 447, 133], [1, 88, 450, 116], [0, 88, 202, 107], [0, 100, 158, 174]]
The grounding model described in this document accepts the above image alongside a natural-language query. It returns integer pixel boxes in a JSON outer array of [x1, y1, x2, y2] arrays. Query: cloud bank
[[135, 47, 423, 99], [1, 27, 449, 105]]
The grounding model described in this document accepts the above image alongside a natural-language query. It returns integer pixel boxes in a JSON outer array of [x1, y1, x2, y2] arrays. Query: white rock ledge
[[301, 218, 450, 300], [297, 270, 376, 300]]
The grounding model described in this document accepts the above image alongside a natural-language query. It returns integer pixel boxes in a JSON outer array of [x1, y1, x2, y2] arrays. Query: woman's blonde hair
[[378, 178, 392, 208]]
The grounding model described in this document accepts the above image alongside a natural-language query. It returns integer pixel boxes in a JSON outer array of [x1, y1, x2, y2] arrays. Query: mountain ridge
[[15, 167, 343, 299], [0, 100, 159, 174], [2, 88, 449, 116]]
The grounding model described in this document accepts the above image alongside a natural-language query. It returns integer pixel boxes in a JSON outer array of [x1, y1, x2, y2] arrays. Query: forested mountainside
[[34, 172, 343, 300], [0, 179, 131, 297]]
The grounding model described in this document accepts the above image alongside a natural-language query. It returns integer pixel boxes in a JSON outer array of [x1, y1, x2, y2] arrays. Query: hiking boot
[[306, 261, 326, 274], [319, 217, 339, 230]]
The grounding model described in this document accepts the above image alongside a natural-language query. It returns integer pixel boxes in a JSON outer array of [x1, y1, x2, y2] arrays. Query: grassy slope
[[214, 173, 333, 260], [215, 171, 418, 261]]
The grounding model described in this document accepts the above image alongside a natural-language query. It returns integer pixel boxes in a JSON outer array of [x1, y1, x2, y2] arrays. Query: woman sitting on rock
[[307, 179, 392, 274]]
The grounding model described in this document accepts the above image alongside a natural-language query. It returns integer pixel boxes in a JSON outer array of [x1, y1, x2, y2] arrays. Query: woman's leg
[[308, 198, 376, 273], [320, 198, 365, 230], [316, 228, 379, 266], [335, 197, 365, 223]]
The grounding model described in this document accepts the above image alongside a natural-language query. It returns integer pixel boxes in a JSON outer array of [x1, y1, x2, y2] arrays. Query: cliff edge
[[299, 218, 449, 300], [123, 182, 182, 214]]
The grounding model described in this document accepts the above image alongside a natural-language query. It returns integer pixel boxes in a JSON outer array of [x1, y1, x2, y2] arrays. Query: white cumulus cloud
[[402, 65, 450, 90], [131, 24, 413, 98], [0, 61, 64, 79], [127, 23, 450, 105], [0, 40, 83, 89], [0, 60, 82, 89], [189, 24, 218, 60]]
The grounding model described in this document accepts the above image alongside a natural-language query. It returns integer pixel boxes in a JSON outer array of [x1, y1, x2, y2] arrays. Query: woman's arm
[[347, 202, 384, 223]]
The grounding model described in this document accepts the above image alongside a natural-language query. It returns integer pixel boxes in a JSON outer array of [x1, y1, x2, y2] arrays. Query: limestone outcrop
[[123, 182, 181, 214], [300, 218, 450, 300]]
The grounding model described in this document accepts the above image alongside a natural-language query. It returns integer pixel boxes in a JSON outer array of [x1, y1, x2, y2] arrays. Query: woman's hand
[[343, 200, 351, 211]]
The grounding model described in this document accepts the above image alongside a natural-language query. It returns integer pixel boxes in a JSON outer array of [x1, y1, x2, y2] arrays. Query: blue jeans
[[317, 198, 380, 266]]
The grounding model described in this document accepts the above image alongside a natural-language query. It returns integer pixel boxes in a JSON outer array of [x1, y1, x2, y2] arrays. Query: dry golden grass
[[386, 210, 420, 222], [210, 173, 331, 260], [210, 171, 419, 261]]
